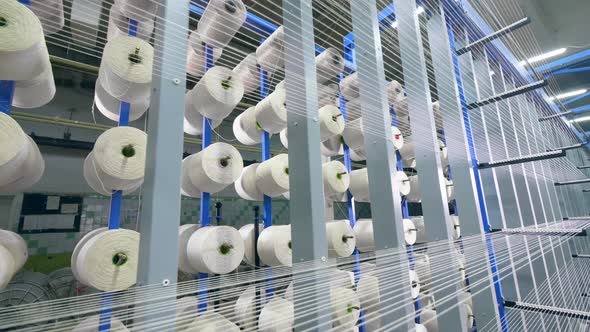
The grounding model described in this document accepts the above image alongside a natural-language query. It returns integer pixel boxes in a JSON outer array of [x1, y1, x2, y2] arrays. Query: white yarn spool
[[84, 152, 140, 196], [412, 216, 426, 244], [321, 135, 343, 157], [316, 48, 344, 83], [197, 0, 246, 49], [0, 113, 29, 187], [94, 79, 149, 123], [0, 230, 28, 273], [398, 136, 415, 162], [255, 88, 287, 134], [318, 83, 339, 108], [349, 168, 370, 202], [342, 118, 364, 151], [29, 0, 64, 36], [419, 293, 436, 310], [234, 285, 267, 329], [392, 96, 409, 118], [415, 253, 432, 291], [99, 36, 153, 103], [235, 163, 264, 201], [326, 220, 355, 258], [233, 53, 260, 93], [406, 175, 421, 202], [256, 26, 284, 72], [409, 270, 421, 299], [396, 171, 411, 196], [421, 309, 439, 332], [258, 297, 294, 332], [357, 274, 379, 308], [444, 177, 455, 201], [279, 128, 288, 149], [72, 315, 129, 332], [415, 324, 428, 332], [0, 0, 49, 81], [330, 287, 361, 328], [353, 219, 374, 252], [257, 225, 291, 267], [186, 31, 223, 77], [323, 161, 349, 196], [451, 215, 461, 239], [190, 66, 244, 121], [340, 72, 359, 101], [349, 148, 366, 162], [458, 290, 473, 308], [186, 226, 245, 275], [239, 223, 264, 265], [233, 107, 263, 145], [178, 224, 200, 274], [76, 229, 140, 291], [185, 142, 243, 194], [256, 154, 289, 197], [392, 126, 404, 150], [464, 303, 475, 330], [180, 155, 201, 197], [71, 227, 107, 284], [433, 101, 443, 131], [0, 244, 15, 289], [398, 115, 412, 137], [345, 98, 362, 121], [184, 90, 222, 136], [175, 296, 199, 328], [404, 218, 417, 245], [319, 105, 345, 141], [387, 80, 404, 104], [92, 126, 147, 191], [107, 2, 154, 42], [439, 139, 449, 167], [120, 0, 158, 22], [0, 136, 44, 193]]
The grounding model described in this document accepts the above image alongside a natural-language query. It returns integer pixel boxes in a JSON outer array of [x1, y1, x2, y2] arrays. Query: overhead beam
[[535, 48, 590, 73], [467, 80, 547, 110], [456, 17, 530, 55], [552, 66, 590, 76], [563, 91, 590, 106]]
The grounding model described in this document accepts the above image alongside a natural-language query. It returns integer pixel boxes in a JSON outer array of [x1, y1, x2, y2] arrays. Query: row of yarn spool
[[0, 230, 28, 289], [0, 0, 56, 108]]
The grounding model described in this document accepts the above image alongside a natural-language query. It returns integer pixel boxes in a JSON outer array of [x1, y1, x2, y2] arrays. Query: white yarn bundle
[[180, 155, 201, 198], [233, 107, 263, 145], [258, 297, 294, 332], [415, 253, 433, 291], [186, 226, 245, 275], [326, 220, 355, 258], [197, 0, 246, 49], [235, 285, 267, 329], [184, 142, 243, 194], [329, 287, 361, 329], [233, 52, 260, 93], [409, 270, 421, 299], [396, 171, 411, 196], [421, 309, 439, 332], [392, 96, 409, 118], [0, 136, 45, 193], [342, 118, 364, 151], [387, 80, 404, 104], [71, 227, 107, 282], [183, 89, 222, 136], [94, 79, 149, 123], [349, 168, 370, 202], [90, 126, 147, 191], [186, 31, 223, 77], [0, 244, 15, 289], [74, 229, 140, 291], [107, 1, 154, 42], [433, 101, 443, 131], [444, 177, 455, 201], [187, 312, 240, 331], [178, 224, 200, 274], [239, 223, 264, 265], [255, 154, 289, 197], [29, 0, 64, 36], [405, 175, 421, 202], [72, 315, 129, 332], [256, 26, 284, 72], [451, 215, 461, 239], [404, 218, 417, 245], [191, 66, 244, 121], [318, 83, 339, 107], [0, 0, 50, 81], [398, 135, 415, 163], [321, 135, 343, 157], [340, 72, 359, 101], [316, 48, 344, 83], [279, 128, 288, 149], [392, 126, 405, 150], [0, 230, 27, 288], [99, 36, 153, 103], [345, 98, 362, 121], [257, 225, 291, 267], [120, 0, 158, 22], [235, 163, 264, 201], [255, 88, 287, 134], [322, 161, 349, 196], [353, 219, 374, 252], [84, 152, 140, 196], [319, 105, 345, 141]]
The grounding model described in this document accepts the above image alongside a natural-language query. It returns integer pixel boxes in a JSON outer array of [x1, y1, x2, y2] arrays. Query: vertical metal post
[[350, 0, 413, 329], [0, 81, 16, 115], [426, 3, 502, 329], [283, 1, 330, 330], [136, 0, 189, 291]]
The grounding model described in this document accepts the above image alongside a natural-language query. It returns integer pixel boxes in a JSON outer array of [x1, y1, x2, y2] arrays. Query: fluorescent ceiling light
[[520, 48, 567, 66], [548, 89, 587, 101], [391, 6, 425, 28], [573, 115, 590, 122]]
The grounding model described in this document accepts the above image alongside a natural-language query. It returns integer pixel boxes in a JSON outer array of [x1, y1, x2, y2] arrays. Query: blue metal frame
[[535, 48, 590, 74], [552, 66, 590, 76], [563, 91, 590, 106]]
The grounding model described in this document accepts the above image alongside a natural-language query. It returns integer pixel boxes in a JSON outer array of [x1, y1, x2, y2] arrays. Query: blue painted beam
[[571, 104, 590, 113], [535, 49, 590, 73], [563, 91, 590, 106], [552, 66, 590, 76]]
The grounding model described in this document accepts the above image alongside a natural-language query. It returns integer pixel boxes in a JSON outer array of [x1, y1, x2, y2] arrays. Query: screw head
[[321, 256, 326, 262], [162, 279, 170, 286], [173, 78, 180, 85]]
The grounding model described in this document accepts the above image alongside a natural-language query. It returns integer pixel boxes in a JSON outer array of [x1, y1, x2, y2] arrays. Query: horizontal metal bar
[[538, 111, 573, 121], [493, 228, 587, 236], [478, 150, 566, 169], [572, 254, 590, 258], [467, 80, 547, 110], [578, 165, 590, 170], [547, 142, 588, 152], [555, 179, 590, 186], [504, 300, 590, 320], [583, 189, 590, 193], [456, 17, 530, 55]]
